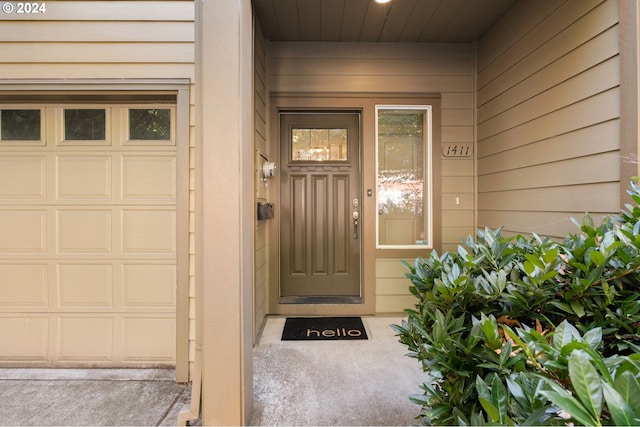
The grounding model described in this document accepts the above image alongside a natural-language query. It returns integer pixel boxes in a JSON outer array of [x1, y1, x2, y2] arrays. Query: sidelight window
[[376, 105, 432, 249]]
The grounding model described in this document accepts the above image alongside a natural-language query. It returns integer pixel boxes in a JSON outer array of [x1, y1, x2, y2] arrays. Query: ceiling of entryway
[[253, 0, 516, 43]]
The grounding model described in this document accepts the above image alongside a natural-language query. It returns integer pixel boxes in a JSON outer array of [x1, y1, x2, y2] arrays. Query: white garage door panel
[[122, 155, 176, 200], [0, 156, 46, 198], [123, 264, 176, 307], [58, 316, 114, 362], [57, 155, 112, 200], [0, 264, 48, 306], [0, 316, 49, 361], [57, 210, 113, 253], [0, 210, 47, 253], [58, 264, 113, 307], [122, 209, 176, 254], [123, 316, 175, 362], [0, 104, 178, 367]]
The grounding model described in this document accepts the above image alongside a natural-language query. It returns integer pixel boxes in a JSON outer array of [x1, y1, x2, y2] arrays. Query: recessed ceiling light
[[375, 0, 392, 4]]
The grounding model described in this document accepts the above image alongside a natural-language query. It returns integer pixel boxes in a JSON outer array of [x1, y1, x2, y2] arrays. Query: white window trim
[[375, 104, 433, 250]]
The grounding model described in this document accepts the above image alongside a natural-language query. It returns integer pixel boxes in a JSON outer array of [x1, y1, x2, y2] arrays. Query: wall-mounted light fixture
[[262, 161, 276, 184], [375, 0, 392, 3]]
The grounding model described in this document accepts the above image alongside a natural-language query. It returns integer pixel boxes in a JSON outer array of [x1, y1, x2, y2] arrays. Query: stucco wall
[[476, 0, 621, 238]]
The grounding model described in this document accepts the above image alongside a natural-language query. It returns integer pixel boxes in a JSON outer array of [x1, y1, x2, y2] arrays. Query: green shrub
[[393, 180, 640, 425]]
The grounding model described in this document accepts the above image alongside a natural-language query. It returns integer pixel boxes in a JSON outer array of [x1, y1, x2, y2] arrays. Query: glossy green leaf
[[583, 213, 595, 230], [569, 350, 603, 420], [582, 328, 602, 350], [522, 406, 551, 426], [541, 270, 559, 282], [603, 382, 636, 426], [614, 371, 640, 416], [523, 260, 535, 276], [590, 250, 606, 267], [491, 374, 508, 424], [539, 387, 599, 426], [525, 253, 544, 269], [553, 321, 580, 349], [570, 300, 585, 317], [481, 314, 501, 349], [542, 247, 559, 264], [505, 376, 525, 402], [478, 397, 499, 423]]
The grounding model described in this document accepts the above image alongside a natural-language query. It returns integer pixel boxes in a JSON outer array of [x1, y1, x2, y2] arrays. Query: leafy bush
[[392, 180, 640, 425]]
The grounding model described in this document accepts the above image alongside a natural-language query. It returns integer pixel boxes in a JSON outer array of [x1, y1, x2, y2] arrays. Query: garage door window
[[129, 109, 171, 141], [0, 109, 41, 141], [64, 109, 106, 141]]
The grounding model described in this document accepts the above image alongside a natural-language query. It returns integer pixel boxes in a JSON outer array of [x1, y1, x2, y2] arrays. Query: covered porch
[[196, 0, 638, 424]]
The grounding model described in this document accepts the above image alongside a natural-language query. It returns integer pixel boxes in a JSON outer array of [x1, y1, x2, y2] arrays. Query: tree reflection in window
[[129, 109, 171, 140], [1, 109, 41, 141], [377, 107, 430, 247], [64, 109, 106, 140], [291, 128, 347, 161]]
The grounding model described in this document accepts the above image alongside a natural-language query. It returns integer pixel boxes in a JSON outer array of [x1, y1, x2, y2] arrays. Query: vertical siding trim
[[619, 0, 640, 202], [472, 40, 479, 231]]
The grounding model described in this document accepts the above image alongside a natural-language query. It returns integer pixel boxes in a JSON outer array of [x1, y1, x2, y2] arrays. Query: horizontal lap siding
[[476, 0, 620, 238], [0, 0, 196, 371], [0, 1, 195, 80], [254, 21, 268, 340], [375, 259, 415, 314], [269, 41, 474, 312]]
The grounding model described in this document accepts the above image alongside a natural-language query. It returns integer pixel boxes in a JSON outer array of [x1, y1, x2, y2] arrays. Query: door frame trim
[[278, 110, 362, 301], [269, 92, 441, 316], [269, 95, 372, 316]]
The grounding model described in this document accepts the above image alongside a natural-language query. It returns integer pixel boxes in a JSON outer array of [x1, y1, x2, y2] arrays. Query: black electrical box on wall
[[257, 202, 274, 220]]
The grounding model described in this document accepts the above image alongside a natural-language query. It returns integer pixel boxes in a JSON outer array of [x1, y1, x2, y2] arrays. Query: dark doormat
[[281, 317, 368, 341]]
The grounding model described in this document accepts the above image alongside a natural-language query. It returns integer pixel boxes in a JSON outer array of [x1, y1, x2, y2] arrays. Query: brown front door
[[280, 112, 361, 300]]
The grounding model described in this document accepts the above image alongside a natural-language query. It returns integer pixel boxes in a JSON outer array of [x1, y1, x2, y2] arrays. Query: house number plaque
[[442, 143, 472, 158]]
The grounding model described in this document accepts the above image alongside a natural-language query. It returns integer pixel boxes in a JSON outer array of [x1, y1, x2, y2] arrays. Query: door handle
[[352, 211, 359, 239]]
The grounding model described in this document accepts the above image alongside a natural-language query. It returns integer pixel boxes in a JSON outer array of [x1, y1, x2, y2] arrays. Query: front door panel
[[280, 112, 360, 298]]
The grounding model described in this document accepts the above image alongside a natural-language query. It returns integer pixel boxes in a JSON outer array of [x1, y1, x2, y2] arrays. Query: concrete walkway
[[250, 316, 424, 426], [0, 316, 424, 426], [0, 368, 189, 426]]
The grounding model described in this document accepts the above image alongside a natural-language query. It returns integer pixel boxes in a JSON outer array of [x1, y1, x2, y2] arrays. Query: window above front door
[[291, 127, 348, 162]]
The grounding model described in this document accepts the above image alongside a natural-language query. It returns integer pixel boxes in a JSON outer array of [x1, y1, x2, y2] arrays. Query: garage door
[[0, 104, 177, 367]]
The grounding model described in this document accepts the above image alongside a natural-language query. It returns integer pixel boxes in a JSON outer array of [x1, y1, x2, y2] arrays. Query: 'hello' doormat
[[281, 317, 368, 341]]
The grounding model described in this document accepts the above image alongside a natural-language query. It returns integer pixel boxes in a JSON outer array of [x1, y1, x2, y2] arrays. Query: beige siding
[[476, 0, 621, 238], [0, 1, 195, 375], [254, 20, 269, 339], [0, 1, 194, 80], [375, 259, 415, 314], [188, 84, 196, 376], [269, 41, 474, 311]]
